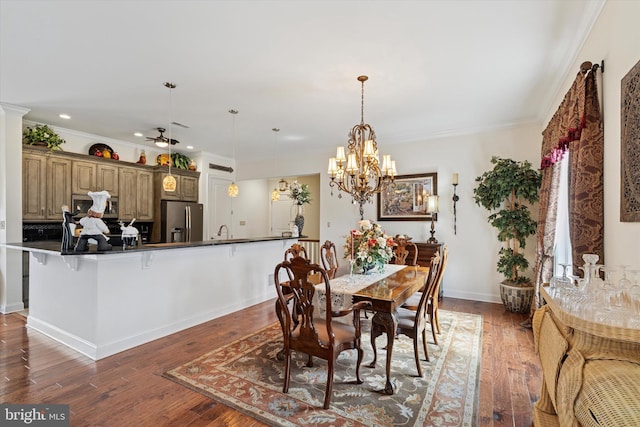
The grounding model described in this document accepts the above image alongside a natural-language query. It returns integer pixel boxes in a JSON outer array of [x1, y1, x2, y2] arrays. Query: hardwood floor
[[0, 298, 540, 426]]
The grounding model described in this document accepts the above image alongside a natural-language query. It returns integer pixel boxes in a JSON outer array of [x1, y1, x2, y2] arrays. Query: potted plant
[[473, 156, 542, 313], [23, 124, 66, 151]]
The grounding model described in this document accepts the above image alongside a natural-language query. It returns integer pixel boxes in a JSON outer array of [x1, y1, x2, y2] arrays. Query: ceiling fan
[[146, 127, 179, 146]]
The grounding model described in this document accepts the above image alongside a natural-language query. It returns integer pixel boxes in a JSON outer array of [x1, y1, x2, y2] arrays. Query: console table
[[533, 286, 640, 426]]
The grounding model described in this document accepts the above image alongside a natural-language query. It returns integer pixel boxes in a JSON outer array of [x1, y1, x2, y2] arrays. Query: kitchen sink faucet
[[217, 224, 229, 240]]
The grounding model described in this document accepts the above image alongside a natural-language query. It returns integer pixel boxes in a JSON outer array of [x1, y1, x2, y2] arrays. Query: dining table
[[315, 264, 430, 395]]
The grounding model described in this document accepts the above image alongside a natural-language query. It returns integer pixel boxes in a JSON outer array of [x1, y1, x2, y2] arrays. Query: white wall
[[542, 0, 640, 269], [240, 123, 542, 303]]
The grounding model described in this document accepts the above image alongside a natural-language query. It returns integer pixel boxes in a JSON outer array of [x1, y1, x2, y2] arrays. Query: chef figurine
[[74, 190, 113, 252], [120, 219, 140, 248], [61, 204, 80, 252]]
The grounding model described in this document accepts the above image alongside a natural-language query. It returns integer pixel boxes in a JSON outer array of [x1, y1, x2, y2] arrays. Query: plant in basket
[[23, 124, 66, 151]]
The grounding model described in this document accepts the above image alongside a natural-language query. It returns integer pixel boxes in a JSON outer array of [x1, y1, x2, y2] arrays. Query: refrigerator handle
[[186, 206, 192, 242]]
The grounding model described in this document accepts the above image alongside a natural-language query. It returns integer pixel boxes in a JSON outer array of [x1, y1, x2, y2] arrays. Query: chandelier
[[327, 75, 397, 219]]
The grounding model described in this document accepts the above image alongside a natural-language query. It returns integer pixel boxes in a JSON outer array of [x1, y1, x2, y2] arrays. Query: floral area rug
[[163, 310, 482, 426]]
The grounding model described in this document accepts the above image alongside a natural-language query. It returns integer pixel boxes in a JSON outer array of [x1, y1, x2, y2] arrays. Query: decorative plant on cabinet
[[23, 124, 66, 151]]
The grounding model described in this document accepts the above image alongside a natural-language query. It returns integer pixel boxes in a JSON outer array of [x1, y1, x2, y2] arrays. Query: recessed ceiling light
[[59, 114, 71, 119], [133, 132, 143, 137], [186, 145, 194, 150]]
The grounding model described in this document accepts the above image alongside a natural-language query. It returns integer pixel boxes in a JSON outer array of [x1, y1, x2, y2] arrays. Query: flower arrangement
[[344, 219, 396, 273], [288, 180, 311, 205]]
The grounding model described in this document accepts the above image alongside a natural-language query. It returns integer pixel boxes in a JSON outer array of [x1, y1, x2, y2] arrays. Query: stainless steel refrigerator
[[160, 201, 203, 243]]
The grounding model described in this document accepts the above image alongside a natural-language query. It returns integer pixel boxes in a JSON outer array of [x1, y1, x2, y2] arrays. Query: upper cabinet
[[22, 147, 199, 225], [23, 149, 72, 221], [155, 169, 200, 202], [71, 160, 119, 195]]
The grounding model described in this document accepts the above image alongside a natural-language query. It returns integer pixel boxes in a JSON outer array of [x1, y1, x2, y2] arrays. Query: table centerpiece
[[344, 219, 396, 274]]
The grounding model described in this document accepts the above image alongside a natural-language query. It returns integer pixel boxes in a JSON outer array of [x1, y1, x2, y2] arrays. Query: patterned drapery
[[531, 67, 604, 314]]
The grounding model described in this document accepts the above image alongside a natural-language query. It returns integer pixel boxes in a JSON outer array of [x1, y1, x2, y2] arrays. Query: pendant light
[[162, 82, 177, 192], [270, 128, 281, 201], [227, 109, 239, 197]]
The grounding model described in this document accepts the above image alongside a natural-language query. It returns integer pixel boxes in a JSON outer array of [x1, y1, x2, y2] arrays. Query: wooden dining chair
[[274, 255, 371, 409], [394, 251, 441, 377], [393, 235, 418, 266], [320, 240, 339, 279], [402, 246, 448, 344], [284, 243, 308, 261]]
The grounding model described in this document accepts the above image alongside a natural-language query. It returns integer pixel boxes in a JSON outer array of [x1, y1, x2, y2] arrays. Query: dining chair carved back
[[320, 240, 339, 279], [393, 235, 418, 266], [401, 246, 448, 344], [274, 256, 371, 409], [284, 243, 308, 261], [394, 251, 441, 377]]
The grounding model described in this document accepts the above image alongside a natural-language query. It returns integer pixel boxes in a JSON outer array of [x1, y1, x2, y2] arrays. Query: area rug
[[163, 310, 482, 426]]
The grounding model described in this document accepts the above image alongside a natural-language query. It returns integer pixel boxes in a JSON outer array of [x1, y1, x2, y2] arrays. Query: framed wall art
[[621, 59, 640, 221], [377, 173, 438, 221]]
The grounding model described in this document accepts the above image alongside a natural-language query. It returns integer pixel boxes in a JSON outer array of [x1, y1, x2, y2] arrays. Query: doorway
[[207, 176, 233, 240]]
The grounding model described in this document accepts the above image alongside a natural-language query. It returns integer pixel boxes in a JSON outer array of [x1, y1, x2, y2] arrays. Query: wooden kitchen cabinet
[[136, 170, 154, 221], [46, 157, 72, 219], [119, 167, 137, 220], [119, 167, 154, 221], [155, 169, 200, 202], [22, 152, 47, 220], [97, 164, 119, 195], [22, 148, 199, 228], [180, 174, 199, 202], [71, 160, 96, 195], [72, 160, 119, 195], [23, 151, 71, 221]]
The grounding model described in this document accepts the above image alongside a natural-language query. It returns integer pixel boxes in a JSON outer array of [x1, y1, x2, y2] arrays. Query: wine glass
[[618, 265, 632, 292], [551, 263, 573, 289], [601, 266, 621, 308]]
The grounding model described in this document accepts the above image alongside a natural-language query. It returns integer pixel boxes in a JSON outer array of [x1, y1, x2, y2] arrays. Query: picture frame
[[377, 173, 438, 221]]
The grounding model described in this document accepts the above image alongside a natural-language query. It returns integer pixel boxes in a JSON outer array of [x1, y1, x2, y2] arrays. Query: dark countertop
[[4, 236, 298, 255]]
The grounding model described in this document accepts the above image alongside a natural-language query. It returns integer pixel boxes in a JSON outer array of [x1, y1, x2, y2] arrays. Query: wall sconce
[[452, 173, 459, 235], [278, 178, 289, 192], [426, 195, 439, 244], [271, 188, 280, 201]]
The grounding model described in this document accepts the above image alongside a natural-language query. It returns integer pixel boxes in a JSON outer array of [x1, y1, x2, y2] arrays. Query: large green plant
[[473, 156, 542, 285], [23, 124, 66, 151]]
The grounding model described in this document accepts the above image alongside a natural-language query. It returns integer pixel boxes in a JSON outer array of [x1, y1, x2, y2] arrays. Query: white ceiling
[[0, 0, 605, 162]]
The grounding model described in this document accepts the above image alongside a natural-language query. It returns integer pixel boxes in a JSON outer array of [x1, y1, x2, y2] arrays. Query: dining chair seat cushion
[[396, 307, 419, 329], [403, 291, 422, 310], [291, 318, 357, 346]]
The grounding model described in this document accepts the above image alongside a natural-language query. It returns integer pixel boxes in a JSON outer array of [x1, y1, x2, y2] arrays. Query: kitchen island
[[3, 237, 297, 360]]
